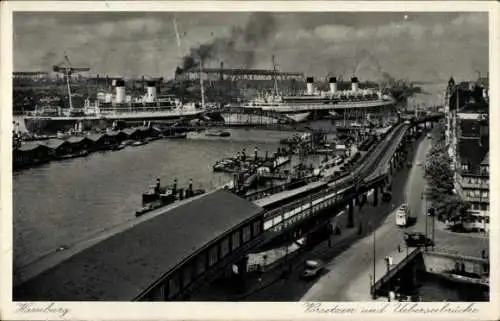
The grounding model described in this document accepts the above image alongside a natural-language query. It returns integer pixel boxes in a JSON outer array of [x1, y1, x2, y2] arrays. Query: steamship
[[226, 77, 396, 123], [23, 80, 205, 134]]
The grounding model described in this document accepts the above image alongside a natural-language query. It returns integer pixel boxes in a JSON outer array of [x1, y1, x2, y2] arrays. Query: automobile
[[301, 260, 324, 279], [427, 133, 432, 139], [416, 161, 422, 166], [404, 232, 433, 247], [382, 191, 392, 202]]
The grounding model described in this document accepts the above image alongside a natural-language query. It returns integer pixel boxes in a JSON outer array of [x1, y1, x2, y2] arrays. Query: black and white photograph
[[1, 1, 498, 319]]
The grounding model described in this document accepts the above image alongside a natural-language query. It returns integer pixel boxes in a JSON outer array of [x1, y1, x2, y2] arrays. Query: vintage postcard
[[1, 1, 498, 320]]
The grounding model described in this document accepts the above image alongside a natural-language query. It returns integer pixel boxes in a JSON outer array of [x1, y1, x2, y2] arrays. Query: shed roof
[[86, 133, 108, 142], [14, 190, 263, 301], [122, 128, 140, 135], [66, 136, 91, 144], [15, 142, 49, 152], [40, 139, 67, 149]]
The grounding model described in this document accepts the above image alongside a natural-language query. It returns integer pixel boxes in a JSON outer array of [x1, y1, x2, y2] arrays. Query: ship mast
[[199, 60, 205, 108], [272, 55, 279, 97]]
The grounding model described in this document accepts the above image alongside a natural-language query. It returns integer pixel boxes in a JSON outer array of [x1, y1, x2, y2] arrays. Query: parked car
[[427, 133, 432, 139], [404, 232, 433, 247], [301, 260, 324, 279]]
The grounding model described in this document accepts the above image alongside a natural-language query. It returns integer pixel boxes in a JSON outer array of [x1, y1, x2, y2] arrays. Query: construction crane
[[52, 53, 90, 110]]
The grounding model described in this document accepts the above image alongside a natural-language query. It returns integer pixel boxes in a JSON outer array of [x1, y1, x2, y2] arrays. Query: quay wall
[[422, 251, 489, 276]]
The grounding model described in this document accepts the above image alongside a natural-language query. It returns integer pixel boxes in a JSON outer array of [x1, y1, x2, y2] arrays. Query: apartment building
[[445, 77, 490, 232]]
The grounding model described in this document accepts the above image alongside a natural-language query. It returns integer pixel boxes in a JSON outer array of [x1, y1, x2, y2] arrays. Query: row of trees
[[424, 126, 472, 226]]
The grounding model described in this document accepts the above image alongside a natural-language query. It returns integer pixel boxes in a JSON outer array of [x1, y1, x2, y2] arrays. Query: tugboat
[[135, 178, 205, 217]]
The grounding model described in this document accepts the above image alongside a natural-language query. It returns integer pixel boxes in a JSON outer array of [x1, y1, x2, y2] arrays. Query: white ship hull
[[220, 112, 280, 125], [285, 112, 310, 122], [258, 98, 396, 113]]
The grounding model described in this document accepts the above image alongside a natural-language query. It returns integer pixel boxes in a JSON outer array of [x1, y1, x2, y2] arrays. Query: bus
[[396, 203, 409, 227]]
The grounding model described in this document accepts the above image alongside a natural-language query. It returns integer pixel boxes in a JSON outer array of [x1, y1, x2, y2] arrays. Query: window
[[242, 225, 252, 243], [168, 276, 180, 298], [182, 265, 193, 288], [196, 255, 206, 276], [252, 221, 261, 236], [208, 245, 218, 267], [220, 237, 229, 258], [231, 231, 240, 251], [148, 283, 166, 301]]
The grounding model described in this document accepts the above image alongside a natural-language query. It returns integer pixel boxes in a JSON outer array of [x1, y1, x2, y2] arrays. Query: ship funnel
[[329, 77, 338, 94], [351, 77, 359, 92], [306, 77, 314, 95], [115, 79, 126, 103], [146, 80, 157, 103]]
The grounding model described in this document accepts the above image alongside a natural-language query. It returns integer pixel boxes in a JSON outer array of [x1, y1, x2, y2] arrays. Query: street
[[243, 129, 488, 301]]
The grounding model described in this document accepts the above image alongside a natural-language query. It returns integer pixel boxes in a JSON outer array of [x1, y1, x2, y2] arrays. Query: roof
[[254, 180, 327, 208], [86, 133, 108, 142], [106, 131, 124, 137], [66, 136, 90, 144], [40, 139, 67, 149], [14, 190, 263, 301], [15, 142, 49, 152], [122, 128, 140, 135], [182, 68, 303, 77]]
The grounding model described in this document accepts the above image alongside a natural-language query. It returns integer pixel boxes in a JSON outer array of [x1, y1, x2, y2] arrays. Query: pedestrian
[[398, 244, 401, 253]]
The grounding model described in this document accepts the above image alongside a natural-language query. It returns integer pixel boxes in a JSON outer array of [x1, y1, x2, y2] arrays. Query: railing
[[371, 248, 422, 296]]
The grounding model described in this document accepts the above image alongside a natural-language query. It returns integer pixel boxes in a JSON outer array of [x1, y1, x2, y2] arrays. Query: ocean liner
[[221, 77, 397, 124], [23, 80, 205, 134]]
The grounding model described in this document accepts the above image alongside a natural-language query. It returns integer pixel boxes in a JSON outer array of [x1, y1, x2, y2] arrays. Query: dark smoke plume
[[176, 13, 277, 75]]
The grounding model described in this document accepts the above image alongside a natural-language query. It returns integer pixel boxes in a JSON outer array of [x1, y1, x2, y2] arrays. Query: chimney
[[220, 61, 224, 81], [115, 79, 125, 103], [306, 77, 314, 95], [146, 80, 157, 102], [329, 77, 338, 94], [351, 77, 359, 92]]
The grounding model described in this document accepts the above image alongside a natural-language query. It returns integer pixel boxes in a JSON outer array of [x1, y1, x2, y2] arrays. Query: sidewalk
[[340, 247, 410, 301]]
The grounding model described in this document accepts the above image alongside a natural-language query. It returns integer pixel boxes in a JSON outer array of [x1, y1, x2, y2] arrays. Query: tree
[[423, 126, 474, 225]]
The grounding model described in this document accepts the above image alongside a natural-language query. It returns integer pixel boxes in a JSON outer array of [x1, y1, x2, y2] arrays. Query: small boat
[[132, 140, 148, 146], [205, 129, 231, 137], [136, 178, 206, 217], [112, 142, 127, 150]]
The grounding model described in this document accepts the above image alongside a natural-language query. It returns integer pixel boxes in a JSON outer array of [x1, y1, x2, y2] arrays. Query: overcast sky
[[13, 12, 488, 83]]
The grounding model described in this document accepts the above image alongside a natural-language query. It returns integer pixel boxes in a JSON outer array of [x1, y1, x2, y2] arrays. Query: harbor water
[[13, 128, 303, 270]]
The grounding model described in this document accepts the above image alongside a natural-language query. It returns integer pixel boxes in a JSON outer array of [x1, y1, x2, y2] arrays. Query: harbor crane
[[52, 53, 90, 110]]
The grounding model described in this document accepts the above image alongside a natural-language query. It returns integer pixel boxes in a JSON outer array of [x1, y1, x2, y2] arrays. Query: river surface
[[13, 128, 304, 270]]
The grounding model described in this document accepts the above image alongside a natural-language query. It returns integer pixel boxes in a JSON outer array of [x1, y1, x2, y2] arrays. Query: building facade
[[445, 77, 489, 232]]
